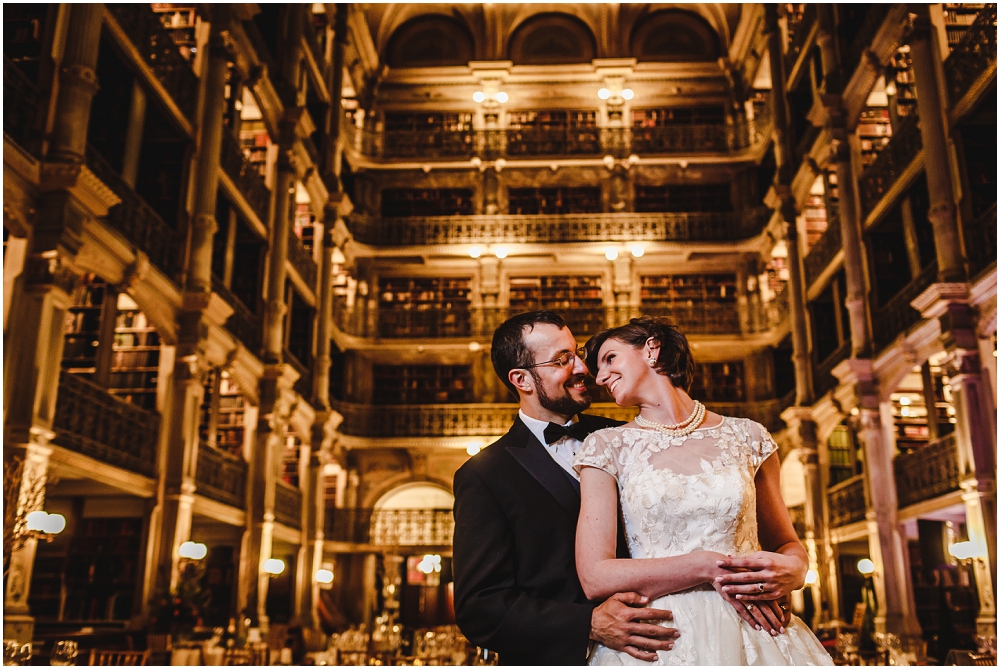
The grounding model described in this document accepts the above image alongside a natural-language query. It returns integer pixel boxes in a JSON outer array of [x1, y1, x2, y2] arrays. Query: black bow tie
[[543, 421, 591, 445]]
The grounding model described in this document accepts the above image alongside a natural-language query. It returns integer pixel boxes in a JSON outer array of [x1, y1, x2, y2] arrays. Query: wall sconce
[[604, 249, 619, 261], [469, 246, 482, 259], [316, 561, 335, 589], [597, 87, 634, 103], [629, 245, 644, 258], [856, 558, 875, 576], [178, 541, 208, 560], [493, 246, 508, 260], [473, 91, 508, 104], [24, 511, 66, 538], [263, 558, 285, 576]]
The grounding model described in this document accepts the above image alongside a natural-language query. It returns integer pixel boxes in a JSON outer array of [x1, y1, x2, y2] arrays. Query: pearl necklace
[[635, 401, 706, 437]]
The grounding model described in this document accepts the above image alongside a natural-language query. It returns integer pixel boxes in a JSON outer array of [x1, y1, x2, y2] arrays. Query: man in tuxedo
[[453, 311, 679, 665]]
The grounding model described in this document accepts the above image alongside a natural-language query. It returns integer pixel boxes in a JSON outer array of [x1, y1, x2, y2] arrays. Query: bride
[[573, 317, 833, 666]]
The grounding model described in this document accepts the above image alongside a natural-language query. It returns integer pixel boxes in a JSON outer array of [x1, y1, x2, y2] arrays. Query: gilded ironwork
[[965, 203, 997, 280], [220, 126, 271, 224], [803, 215, 843, 287], [944, 5, 998, 109], [274, 481, 303, 529], [195, 444, 247, 508], [894, 434, 960, 509], [859, 114, 923, 215], [287, 230, 318, 290], [871, 262, 937, 352], [828, 474, 866, 527]]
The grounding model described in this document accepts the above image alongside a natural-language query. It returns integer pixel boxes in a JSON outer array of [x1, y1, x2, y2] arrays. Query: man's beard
[[531, 371, 592, 416]]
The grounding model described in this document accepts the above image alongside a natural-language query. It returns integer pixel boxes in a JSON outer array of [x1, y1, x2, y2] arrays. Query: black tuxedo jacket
[[453, 413, 627, 666]]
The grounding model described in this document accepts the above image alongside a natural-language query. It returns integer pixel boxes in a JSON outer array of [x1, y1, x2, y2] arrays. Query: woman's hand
[[697, 552, 786, 635], [713, 550, 807, 601]]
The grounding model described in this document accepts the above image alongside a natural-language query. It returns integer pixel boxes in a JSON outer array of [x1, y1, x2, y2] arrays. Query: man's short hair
[[491, 310, 567, 398]]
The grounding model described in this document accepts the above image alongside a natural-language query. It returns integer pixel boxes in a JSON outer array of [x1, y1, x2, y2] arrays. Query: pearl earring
[[647, 357, 656, 365]]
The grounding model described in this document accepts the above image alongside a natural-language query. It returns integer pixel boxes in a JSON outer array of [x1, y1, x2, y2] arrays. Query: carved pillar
[[3, 5, 104, 641], [908, 11, 965, 282], [300, 412, 342, 627], [845, 360, 923, 643], [120, 82, 147, 188]]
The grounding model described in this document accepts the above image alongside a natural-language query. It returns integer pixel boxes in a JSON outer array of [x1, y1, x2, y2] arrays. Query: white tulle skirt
[[589, 588, 834, 666]]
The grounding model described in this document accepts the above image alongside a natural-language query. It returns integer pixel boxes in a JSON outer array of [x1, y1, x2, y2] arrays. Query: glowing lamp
[[605, 249, 619, 261], [493, 246, 509, 259], [949, 541, 978, 561], [805, 569, 818, 585], [469, 246, 482, 259], [315, 569, 335, 584], [857, 558, 875, 576], [495, 92, 508, 103], [25, 511, 66, 535], [472, 91, 486, 103], [598, 88, 611, 100], [466, 443, 481, 456], [179, 541, 208, 560], [621, 88, 635, 100], [630, 245, 645, 258], [263, 558, 286, 576]]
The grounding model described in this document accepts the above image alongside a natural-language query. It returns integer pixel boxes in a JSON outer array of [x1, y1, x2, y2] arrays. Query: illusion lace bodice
[[573, 417, 777, 560]]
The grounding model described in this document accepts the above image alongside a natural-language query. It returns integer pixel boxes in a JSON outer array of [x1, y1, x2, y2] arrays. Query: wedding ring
[[757, 583, 765, 593], [746, 603, 755, 611]]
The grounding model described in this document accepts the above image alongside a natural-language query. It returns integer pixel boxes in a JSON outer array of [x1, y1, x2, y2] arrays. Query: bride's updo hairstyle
[[584, 316, 695, 391]]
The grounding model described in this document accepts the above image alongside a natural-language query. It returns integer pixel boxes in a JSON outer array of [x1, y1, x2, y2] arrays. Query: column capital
[[911, 282, 970, 317]]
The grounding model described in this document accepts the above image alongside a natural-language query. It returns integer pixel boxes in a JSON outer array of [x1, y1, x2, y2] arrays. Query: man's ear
[[508, 369, 534, 394]]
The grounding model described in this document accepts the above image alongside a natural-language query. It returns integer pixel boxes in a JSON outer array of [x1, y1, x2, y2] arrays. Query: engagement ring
[[757, 583, 765, 592]]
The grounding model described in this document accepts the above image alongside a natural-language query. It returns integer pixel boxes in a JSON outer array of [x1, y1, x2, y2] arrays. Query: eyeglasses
[[524, 347, 587, 369]]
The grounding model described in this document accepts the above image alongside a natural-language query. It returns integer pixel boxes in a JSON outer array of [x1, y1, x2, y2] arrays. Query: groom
[[453, 311, 679, 665]]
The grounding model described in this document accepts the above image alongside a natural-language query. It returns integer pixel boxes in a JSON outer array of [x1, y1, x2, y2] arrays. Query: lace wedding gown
[[574, 417, 833, 666]]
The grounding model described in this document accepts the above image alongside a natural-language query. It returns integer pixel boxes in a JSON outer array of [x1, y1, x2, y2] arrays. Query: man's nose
[[571, 352, 588, 374]]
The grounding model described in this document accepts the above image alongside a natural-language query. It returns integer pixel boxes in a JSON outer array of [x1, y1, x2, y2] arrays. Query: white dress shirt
[[518, 410, 582, 481]]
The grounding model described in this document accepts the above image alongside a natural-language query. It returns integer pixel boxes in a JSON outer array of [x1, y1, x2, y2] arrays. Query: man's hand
[[590, 592, 680, 662]]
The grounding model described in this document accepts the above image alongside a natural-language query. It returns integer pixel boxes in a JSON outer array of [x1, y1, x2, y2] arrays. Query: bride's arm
[[576, 466, 727, 601]]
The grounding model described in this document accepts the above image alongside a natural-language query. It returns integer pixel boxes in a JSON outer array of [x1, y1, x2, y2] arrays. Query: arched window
[[509, 13, 596, 65], [374, 482, 454, 510], [630, 10, 721, 62], [385, 15, 474, 68]]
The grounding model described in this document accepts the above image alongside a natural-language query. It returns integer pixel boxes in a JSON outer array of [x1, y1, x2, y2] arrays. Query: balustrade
[[944, 5, 997, 108], [86, 146, 179, 280], [3, 56, 41, 157], [274, 481, 303, 529], [287, 231, 318, 291], [195, 444, 248, 508], [964, 203, 997, 280], [212, 278, 263, 354], [348, 208, 772, 247], [871, 262, 936, 352], [105, 4, 198, 122], [803, 216, 843, 287], [347, 109, 771, 162], [220, 127, 271, 224], [828, 474, 867, 527], [859, 115, 923, 215], [894, 434, 960, 509], [53, 372, 159, 478], [325, 508, 454, 546]]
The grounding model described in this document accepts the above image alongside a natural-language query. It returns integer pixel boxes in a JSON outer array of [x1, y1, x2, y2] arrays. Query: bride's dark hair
[[584, 316, 695, 391]]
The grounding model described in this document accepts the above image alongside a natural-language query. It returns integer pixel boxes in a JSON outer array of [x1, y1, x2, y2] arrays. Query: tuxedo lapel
[[505, 418, 580, 520]]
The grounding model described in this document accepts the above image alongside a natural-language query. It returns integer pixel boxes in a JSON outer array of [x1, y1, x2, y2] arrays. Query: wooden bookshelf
[[858, 108, 891, 169], [384, 112, 474, 133], [63, 275, 110, 379], [506, 110, 599, 155], [888, 46, 916, 120], [294, 201, 316, 252], [632, 106, 726, 127], [378, 277, 472, 337], [640, 274, 737, 307], [508, 186, 601, 215], [803, 190, 828, 250], [827, 424, 859, 485], [380, 189, 474, 217], [508, 110, 597, 130], [62, 518, 143, 622], [151, 4, 199, 61], [238, 119, 270, 179], [373, 364, 473, 404], [110, 295, 160, 411], [509, 275, 605, 335], [943, 4, 986, 50], [200, 369, 246, 457], [688, 361, 745, 402], [634, 184, 732, 213], [282, 427, 304, 487]]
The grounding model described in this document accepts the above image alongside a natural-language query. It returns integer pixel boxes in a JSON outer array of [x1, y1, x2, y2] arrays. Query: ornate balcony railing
[[965, 203, 997, 280], [332, 399, 786, 439], [196, 444, 247, 509], [785, 3, 817, 78], [221, 126, 271, 224], [274, 481, 302, 529], [105, 4, 198, 122], [3, 55, 41, 157], [894, 434, 961, 509], [872, 262, 937, 352], [86, 146, 178, 280], [52, 372, 159, 479], [325, 508, 455, 546], [814, 340, 850, 398], [287, 231, 318, 290], [284, 348, 313, 401], [212, 277, 263, 355], [944, 5, 998, 109], [348, 207, 772, 247], [803, 216, 843, 287], [859, 114, 923, 215], [334, 299, 785, 341], [829, 474, 867, 527], [788, 504, 807, 539], [346, 108, 772, 162], [843, 4, 893, 77]]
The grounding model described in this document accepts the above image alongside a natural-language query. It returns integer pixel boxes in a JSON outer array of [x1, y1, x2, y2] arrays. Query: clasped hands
[[711, 551, 806, 636]]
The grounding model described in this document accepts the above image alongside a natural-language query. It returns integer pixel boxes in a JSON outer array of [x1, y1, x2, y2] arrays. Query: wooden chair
[[88, 649, 150, 666]]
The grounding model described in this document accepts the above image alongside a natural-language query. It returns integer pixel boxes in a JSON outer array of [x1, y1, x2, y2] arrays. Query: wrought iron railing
[[894, 434, 961, 509], [814, 340, 850, 398], [221, 126, 271, 224], [944, 5, 998, 109], [52, 372, 160, 478], [804, 216, 843, 287], [334, 300, 785, 341], [788, 504, 807, 539], [872, 262, 937, 352], [86, 146, 178, 279], [828, 474, 867, 527], [331, 399, 785, 439], [785, 3, 817, 78], [859, 114, 923, 215], [287, 231, 318, 290], [348, 207, 772, 246], [325, 508, 455, 546], [212, 277, 263, 355], [965, 203, 997, 280], [346, 108, 772, 162], [105, 4, 198, 122], [3, 55, 41, 157], [842, 4, 893, 77], [274, 481, 302, 529], [196, 443, 248, 508]]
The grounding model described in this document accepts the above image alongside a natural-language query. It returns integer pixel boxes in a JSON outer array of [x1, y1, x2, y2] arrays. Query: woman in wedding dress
[[574, 317, 833, 666]]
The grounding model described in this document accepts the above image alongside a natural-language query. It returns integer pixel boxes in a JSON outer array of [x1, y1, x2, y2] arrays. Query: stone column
[[908, 10, 965, 283], [2, 5, 104, 641]]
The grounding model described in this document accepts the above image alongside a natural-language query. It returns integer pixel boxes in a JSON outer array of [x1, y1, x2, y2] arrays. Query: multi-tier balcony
[[326, 508, 455, 548], [195, 443, 248, 509]]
